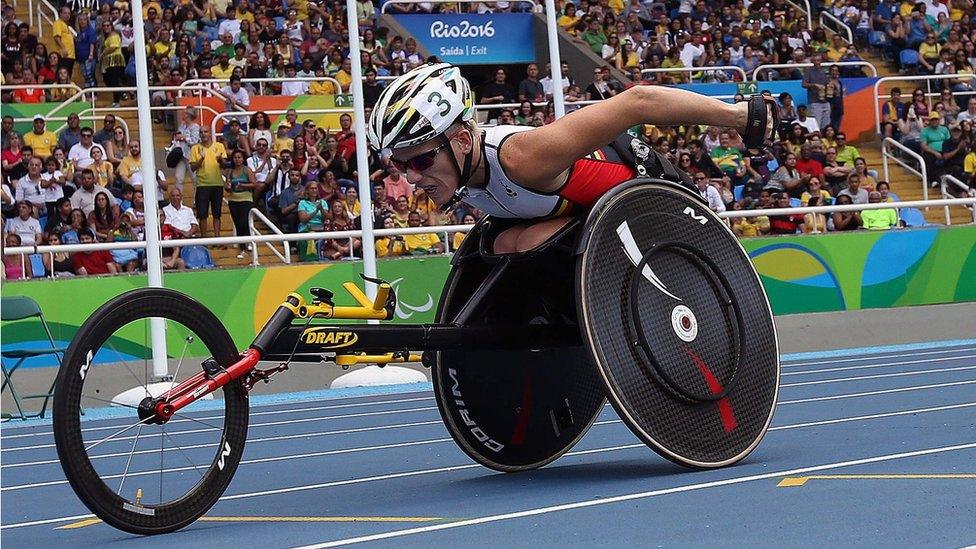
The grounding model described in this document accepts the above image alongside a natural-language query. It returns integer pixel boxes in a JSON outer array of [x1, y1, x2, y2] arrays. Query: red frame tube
[[153, 348, 262, 421]]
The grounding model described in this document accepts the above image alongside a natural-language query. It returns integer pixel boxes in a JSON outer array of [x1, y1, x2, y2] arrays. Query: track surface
[[2, 341, 975, 547]]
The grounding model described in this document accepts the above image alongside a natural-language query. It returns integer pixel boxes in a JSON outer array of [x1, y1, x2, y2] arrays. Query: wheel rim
[[55, 290, 247, 533]]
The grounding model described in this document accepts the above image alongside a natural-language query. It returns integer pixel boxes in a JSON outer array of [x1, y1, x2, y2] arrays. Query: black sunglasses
[[392, 142, 449, 173]]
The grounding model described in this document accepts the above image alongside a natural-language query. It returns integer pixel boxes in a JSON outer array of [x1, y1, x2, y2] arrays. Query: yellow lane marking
[[57, 518, 103, 529], [57, 516, 444, 530], [778, 474, 976, 487]]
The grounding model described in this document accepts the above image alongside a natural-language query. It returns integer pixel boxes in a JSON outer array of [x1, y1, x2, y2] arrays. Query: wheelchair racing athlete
[[367, 63, 777, 254]]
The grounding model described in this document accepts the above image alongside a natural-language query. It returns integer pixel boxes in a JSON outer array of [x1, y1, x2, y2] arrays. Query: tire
[[53, 288, 249, 535]]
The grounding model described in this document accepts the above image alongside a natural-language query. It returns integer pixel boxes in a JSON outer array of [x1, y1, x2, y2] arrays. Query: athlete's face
[[390, 129, 475, 207]]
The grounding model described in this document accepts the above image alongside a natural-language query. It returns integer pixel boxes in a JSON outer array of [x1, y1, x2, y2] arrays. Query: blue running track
[[2, 341, 975, 547]]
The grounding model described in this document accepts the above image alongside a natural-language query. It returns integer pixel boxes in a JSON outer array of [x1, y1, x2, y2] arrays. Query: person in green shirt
[[833, 132, 861, 168], [578, 19, 607, 56], [860, 191, 899, 230], [709, 130, 747, 184], [920, 112, 950, 187]]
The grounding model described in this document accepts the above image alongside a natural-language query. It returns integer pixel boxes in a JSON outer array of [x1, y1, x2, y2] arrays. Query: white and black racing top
[[461, 125, 567, 219]]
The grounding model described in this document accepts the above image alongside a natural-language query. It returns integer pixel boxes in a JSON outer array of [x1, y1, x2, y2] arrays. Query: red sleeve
[[558, 158, 637, 208]]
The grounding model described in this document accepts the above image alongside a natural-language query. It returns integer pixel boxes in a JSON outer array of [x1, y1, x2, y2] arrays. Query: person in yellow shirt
[[607, 0, 625, 15], [308, 68, 338, 94], [410, 187, 437, 224], [188, 127, 228, 239], [272, 125, 294, 155], [452, 213, 476, 250], [211, 53, 235, 79], [53, 6, 76, 74], [557, 3, 580, 35], [335, 58, 353, 93], [142, 0, 162, 17], [963, 145, 976, 179], [117, 140, 144, 187], [236, 0, 256, 23], [375, 216, 408, 257], [403, 211, 444, 255], [898, 0, 914, 18], [23, 116, 58, 159], [291, 0, 309, 20], [918, 33, 941, 72], [342, 186, 362, 218], [825, 34, 847, 62]]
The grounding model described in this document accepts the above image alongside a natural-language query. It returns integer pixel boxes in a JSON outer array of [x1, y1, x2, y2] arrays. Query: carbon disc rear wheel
[[578, 182, 779, 469]]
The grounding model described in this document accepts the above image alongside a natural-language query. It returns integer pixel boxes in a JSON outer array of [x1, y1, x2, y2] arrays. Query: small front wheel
[[53, 288, 249, 535]]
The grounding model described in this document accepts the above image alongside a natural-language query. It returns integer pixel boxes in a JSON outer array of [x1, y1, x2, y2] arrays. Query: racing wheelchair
[[53, 178, 780, 534]]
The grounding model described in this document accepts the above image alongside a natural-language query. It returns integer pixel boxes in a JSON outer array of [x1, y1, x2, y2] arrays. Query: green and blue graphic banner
[[3, 227, 975, 367]]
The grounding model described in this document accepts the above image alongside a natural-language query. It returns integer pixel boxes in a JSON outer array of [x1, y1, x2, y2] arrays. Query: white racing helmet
[[367, 62, 475, 153], [368, 63, 477, 211]]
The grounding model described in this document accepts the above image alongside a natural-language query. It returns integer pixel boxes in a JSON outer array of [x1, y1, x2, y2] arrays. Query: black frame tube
[[262, 322, 582, 361]]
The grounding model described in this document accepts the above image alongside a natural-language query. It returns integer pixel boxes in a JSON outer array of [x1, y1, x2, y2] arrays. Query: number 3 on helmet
[[367, 63, 475, 155]]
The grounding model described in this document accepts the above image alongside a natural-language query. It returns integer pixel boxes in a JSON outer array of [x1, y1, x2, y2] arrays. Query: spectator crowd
[[4, 0, 974, 280]]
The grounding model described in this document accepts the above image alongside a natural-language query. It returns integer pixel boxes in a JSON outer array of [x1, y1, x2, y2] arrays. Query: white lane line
[[0, 514, 97, 531], [3, 347, 970, 440], [0, 396, 437, 442], [1, 406, 440, 454], [3, 401, 973, 525], [783, 355, 976, 377], [780, 347, 976, 368], [0, 438, 457, 492], [780, 379, 976, 404], [6, 376, 976, 468], [0, 420, 448, 470], [294, 441, 976, 548], [5, 349, 970, 444], [780, 365, 976, 388]]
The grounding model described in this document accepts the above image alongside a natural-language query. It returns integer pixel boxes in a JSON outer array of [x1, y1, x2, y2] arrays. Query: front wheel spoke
[[161, 428, 205, 478], [159, 425, 165, 503], [117, 423, 144, 495], [167, 336, 193, 395], [85, 417, 153, 453], [106, 339, 153, 399], [169, 410, 223, 430]]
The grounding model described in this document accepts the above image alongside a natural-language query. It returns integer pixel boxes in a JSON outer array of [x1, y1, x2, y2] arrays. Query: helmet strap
[[440, 126, 476, 213]]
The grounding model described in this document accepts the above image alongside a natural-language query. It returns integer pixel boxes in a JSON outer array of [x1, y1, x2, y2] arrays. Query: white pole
[[130, 0, 169, 380], [344, 0, 378, 302], [544, 0, 566, 118]]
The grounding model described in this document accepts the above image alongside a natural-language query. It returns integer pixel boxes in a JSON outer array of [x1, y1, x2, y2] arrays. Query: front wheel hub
[[137, 396, 168, 425]]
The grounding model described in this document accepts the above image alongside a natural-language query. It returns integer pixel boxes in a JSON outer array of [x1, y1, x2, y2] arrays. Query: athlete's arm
[[500, 85, 748, 190]]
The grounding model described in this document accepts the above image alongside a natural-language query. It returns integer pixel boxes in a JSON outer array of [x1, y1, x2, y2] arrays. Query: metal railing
[[2, 223, 478, 275], [752, 60, 877, 81], [42, 85, 238, 121], [381, 0, 539, 13], [881, 137, 929, 202], [819, 10, 853, 43], [641, 66, 748, 83], [247, 207, 292, 265], [718, 197, 976, 226], [179, 76, 345, 97], [941, 174, 976, 225], [873, 74, 976, 133], [8, 196, 976, 280], [210, 108, 353, 135]]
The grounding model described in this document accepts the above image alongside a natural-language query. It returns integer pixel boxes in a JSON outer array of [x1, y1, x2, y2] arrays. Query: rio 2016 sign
[[392, 14, 536, 65]]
